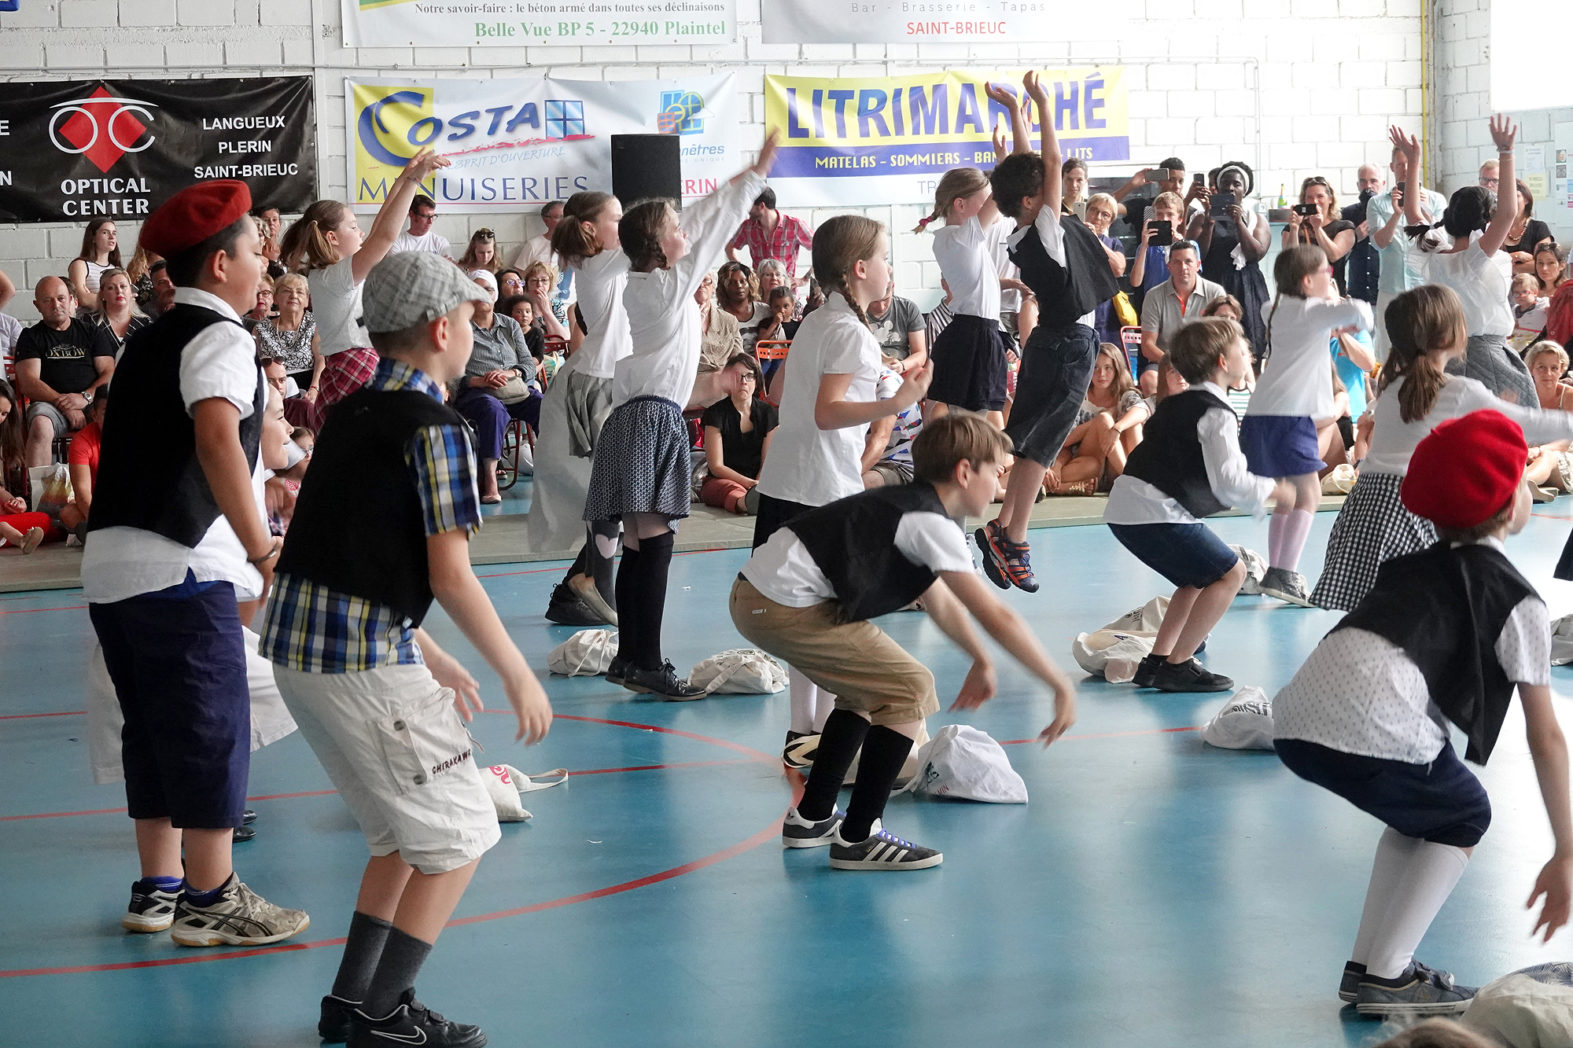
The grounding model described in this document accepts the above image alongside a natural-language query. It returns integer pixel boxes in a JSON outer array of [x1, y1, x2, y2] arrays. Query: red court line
[[0, 711, 84, 721]]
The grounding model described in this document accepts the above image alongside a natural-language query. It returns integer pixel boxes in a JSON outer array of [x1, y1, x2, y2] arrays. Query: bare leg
[[26, 415, 54, 468], [1167, 561, 1246, 662], [180, 826, 236, 893], [997, 458, 1048, 541], [389, 859, 479, 944], [1150, 587, 1200, 659], [133, 817, 185, 880], [479, 458, 500, 499], [354, 853, 417, 923]]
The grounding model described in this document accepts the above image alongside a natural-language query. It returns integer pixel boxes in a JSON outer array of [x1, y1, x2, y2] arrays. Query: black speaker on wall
[[610, 134, 683, 207]]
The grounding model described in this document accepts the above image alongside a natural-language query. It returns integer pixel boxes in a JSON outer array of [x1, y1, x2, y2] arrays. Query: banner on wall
[[763, 69, 1128, 207], [762, 1, 1137, 43], [342, 0, 735, 48], [346, 74, 741, 212], [0, 77, 317, 223]]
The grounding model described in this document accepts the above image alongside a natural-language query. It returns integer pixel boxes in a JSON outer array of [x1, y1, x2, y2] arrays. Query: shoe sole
[[1354, 998, 1472, 1018], [122, 913, 174, 933], [830, 852, 944, 871], [170, 914, 310, 948], [1154, 678, 1234, 693], [1258, 584, 1314, 608], [569, 578, 618, 625], [544, 604, 601, 626], [782, 833, 838, 849], [973, 527, 1009, 590], [618, 678, 705, 701]]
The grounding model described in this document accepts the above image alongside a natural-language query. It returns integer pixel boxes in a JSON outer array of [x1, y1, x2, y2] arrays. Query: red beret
[[1401, 410, 1527, 530], [139, 180, 252, 258]]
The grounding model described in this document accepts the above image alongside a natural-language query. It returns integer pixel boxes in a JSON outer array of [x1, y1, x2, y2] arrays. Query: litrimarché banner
[[346, 74, 741, 212], [342, 0, 736, 48], [0, 76, 317, 223], [763, 68, 1129, 207]]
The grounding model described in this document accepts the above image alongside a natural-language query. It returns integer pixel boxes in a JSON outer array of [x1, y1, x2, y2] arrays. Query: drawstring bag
[[1551, 614, 1573, 666], [901, 724, 1027, 803], [547, 629, 617, 676], [29, 464, 72, 523], [1320, 463, 1357, 495], [482, 764, 567, 822], [1072, 595, 1168, 682], [1199, 686, 1276, 750], [1230, 545, 1268, 595], [687, 649, 787, 694]]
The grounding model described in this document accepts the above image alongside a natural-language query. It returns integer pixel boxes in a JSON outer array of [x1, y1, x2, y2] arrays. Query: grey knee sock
[[361, 927, 434, 1019], [330, 911, 393, 1002]]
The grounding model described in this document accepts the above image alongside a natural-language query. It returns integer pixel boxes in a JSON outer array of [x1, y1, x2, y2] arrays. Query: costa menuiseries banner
[[0, 77, 317, 223], [347, 74, 741, 212], [762, 1, 1137, 43], [764, 69, 1129, 207], [342, 0, 735, 48]]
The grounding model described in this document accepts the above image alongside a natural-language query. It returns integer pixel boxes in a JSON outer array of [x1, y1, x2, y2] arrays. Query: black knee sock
[[629, 531, 673, 670], [841, 726, 915, 843], [330, 911, 393, 1002], [561, 542, 589, 587], [588, 520, 621, 607], [796, 710, 870, 822], [360, 926, 434, 1019], [613, 545, 642, 664]]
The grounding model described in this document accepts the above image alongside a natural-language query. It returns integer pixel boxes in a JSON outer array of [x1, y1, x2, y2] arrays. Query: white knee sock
[[1362, 832, 1470, 980], [1351, 828, 1419, 967], [787, 667, 819, 735]]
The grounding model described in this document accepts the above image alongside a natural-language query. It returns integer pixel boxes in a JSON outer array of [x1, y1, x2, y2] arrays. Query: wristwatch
[[81, 390, 94, 404]]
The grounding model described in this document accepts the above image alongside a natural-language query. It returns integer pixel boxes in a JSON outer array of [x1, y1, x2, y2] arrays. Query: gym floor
[[3, 501, 1571, 1048]]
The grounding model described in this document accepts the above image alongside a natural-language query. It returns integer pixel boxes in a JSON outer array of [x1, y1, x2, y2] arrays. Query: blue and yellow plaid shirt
[[260, 359, 482, 673]]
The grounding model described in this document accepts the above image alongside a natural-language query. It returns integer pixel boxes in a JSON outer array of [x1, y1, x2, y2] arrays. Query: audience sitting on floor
[[0, 376, 53, 554], [716, 259, 769, 355], [1524, 341, 1573, 500], [865, 279, 928, 375], [698, 353, 777, 515], [1048, 342, 1147, 495], [862, 360, 925, 489], [696, 269, 743, 374]]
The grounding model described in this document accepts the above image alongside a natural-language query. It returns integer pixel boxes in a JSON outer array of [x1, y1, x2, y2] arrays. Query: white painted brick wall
[[0, 0, 1441, 321]]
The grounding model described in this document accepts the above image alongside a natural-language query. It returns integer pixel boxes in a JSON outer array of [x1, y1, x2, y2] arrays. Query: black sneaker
[[320, 994, 358, 1043], [781, 804, 843, 848], [544, 584, 601, 626], [242, 808, 258, 825], [1339, 961, 1366, 1003], [1131, 654, 1164, 688], [1151, 658, 1234, 693], [620, 661, 706, 700], [783, 730, 819, 769], [233, 825, 256, 843], [349, 991, 487, 1048], [604, 656, 629, 687], [829, 820, 943, 871]]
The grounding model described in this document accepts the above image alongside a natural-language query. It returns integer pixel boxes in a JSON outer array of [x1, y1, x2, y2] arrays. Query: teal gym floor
[[4, 498, 1572, 1048]]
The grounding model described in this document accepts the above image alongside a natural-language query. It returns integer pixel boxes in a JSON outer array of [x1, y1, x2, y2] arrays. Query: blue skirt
[[1239, 414, 1323, 478]]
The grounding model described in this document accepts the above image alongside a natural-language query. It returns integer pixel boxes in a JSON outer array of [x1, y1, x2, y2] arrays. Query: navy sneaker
[[1355, 962, 1475, 1017], [1339, 961, 1366, 1003], [122, 878, 180, 933]]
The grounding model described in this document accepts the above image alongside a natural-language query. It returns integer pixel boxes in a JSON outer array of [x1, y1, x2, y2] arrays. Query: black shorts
[[1004, 322, 1098, 466]]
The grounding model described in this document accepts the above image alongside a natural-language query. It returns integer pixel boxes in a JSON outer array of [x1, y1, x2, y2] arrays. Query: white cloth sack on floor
[[1320, 463, 1357, 495], [1199, 686, 1276, 750], [482, 764, 567, 822], [29, 463, 72, 520], [1463, 962, 1573, 1047], [1551, 614, 1573, 665], [1229, 545, 1268, 595], [687, 648, 787, 694], [1072, 595, 1168, 682], [86, 627, 298, 786], [843, 718, 930, 786], [547, 628, 617, 676], [901, 724, 1027, 803]]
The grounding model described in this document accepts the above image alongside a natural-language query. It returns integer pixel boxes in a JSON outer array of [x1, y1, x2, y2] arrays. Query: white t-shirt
[[932, 214, 1002, 320], [1420, 233, 1514, 337], [755, 292, 882, 506], [82, 287, 267, 603], [1273, 541, 1549, 763], [308, 257, 369, 358], [1248, 297, 1373, 419], [0, 311, 21, 370], [391, 229, 453, 257], [743, 508, 974, 608], [612, 171, 764, 407], [1360, 373, 1573, 476], [511, 233, 555, 272], [569, 250, 632, 380]]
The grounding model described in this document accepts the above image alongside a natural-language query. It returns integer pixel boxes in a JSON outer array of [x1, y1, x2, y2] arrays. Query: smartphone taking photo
[[1149, 219, 1174, 246]]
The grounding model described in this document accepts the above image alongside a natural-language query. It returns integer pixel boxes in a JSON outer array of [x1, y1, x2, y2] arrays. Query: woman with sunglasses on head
[[1283, 175, 1357, 295], [458, 228, 501, 273]]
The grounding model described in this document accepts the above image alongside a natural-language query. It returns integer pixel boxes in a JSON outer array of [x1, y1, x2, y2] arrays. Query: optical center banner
[[764, 68, 1129, 207], [347, 74, 741, 212], [0, 76, 317, 223], [343, 0, 736, 48]]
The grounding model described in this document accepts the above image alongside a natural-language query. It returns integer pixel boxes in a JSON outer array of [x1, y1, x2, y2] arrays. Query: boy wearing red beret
[[83, 180, 308, 946], [1272, 410, 1573, 1019]]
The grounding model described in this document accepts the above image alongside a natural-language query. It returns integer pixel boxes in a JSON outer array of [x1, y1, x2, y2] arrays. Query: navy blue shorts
[[1274, 738, 1491, 848], [1107, 521, 1240, 589], [1239, 414, 1324, 478], [89, 574, 251, 829], [1004, 322, 1098, 466]]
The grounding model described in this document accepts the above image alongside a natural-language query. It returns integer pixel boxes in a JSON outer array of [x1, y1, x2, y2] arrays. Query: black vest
[[278, 386, 468, 626], [1122, 388, 1232, 519], [87, 304, 263, 548], [1333, 543, 1538, 764], [1007, 214, 1118, 330], [788, 482, 956, 622]]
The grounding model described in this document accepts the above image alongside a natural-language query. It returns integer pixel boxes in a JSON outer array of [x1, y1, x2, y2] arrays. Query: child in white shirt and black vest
[[1104, 316, 1292, 692], [1273, 409, 1572, 1019]]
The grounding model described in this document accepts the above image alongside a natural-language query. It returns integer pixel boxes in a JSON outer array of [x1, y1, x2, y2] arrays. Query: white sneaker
[[169, 873, 309, 947]]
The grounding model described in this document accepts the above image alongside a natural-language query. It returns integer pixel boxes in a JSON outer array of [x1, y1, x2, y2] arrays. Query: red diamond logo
[[57, 87, 151, 173]]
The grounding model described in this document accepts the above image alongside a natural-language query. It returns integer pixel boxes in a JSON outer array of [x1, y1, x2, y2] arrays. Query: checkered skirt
[[582, 396, 692, 523], [1310, 470, 1436, 611]]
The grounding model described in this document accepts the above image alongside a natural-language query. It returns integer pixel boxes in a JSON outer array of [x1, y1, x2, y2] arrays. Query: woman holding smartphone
[[1282, 175, 1357, 293], [1190, 162, 1271, 363]]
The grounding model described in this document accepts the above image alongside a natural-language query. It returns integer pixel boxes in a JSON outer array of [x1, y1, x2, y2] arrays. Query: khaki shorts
[[274, 662, 500, 874], [729, 577, 939, 726]]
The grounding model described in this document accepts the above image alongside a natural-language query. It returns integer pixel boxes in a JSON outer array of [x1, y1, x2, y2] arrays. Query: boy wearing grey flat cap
[[262, 250, 553, 1048]]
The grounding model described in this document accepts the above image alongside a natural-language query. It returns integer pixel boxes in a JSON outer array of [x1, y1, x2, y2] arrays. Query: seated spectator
[[755, 285, 798, 347], [455, 270, 542, 504], [265, 423, 313, 537], [1083, 192, 1129, 345], [57, 385, 108, 539], [242, 274, 274, 333], [0, 377, 52, 554], [255, 272, 322, 399], [390, 193, 452, 257], [148, 260, 176, 317], [457, 227, 501, 273], [1141, 356, 1190, 418], [1510, 271, 1550, 352], [1137, 239, 1224, 395], [716, 260, 769, 355], [699, 353, 777, 514], [1316, 362, 1353, 475], [499, 294, 547, 361], [92, 268, 150, 359], [1536, 242, 1567, 294], [1332, 323, 1376, 445], [924, 279, 956, 351], [1048, 342, 1147, 495], [1127, 190, 1187, 314], [865, 280, 928, 375], [1501, 178, 1552, 275], [862, 362, 924, 489], [1282, 176, 1356, 293], [497, 268, 526, 300], [1524, 341, 1573, 498], [696, 270, 742, 374], [253, 204, 287, 278], [1203, 296, 1252, 418], [14, 276, 115, 466], [756, 258, 790, 305], [67, 218, 121, 313], [125, 246, 157, 315], [509, 199, 564, 270], [521, 259, 570, 340]]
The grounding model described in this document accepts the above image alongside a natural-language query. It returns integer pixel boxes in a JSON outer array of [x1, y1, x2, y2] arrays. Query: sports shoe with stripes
[[973, 521, 1008, 589], [829, 819, 943, 870], [980, 522, 1039, 593], [168, 873, 310, 947], [782, 804, 843, 848], [122, 878, 180, 933]]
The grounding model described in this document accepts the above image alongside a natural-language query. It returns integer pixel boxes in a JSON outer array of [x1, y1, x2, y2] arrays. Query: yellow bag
[[1111, 290, 1139, 328]]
